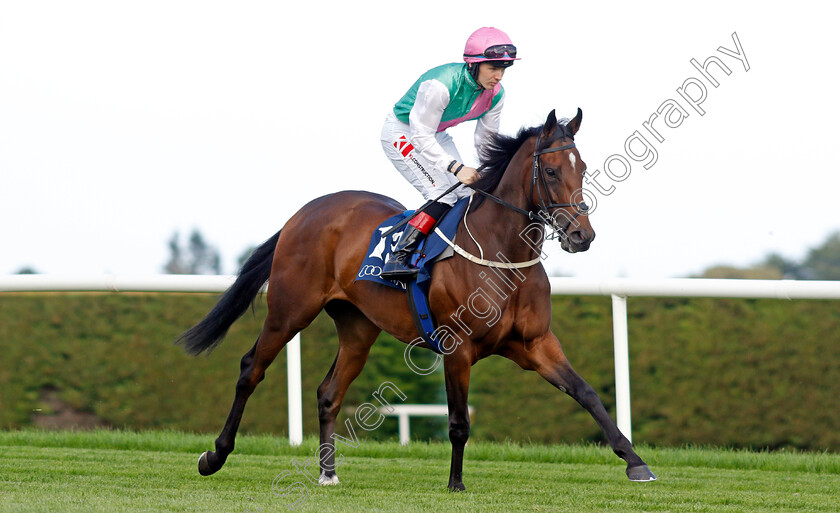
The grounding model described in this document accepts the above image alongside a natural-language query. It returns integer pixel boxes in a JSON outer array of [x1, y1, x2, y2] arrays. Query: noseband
[[471, 126, 589, 241]]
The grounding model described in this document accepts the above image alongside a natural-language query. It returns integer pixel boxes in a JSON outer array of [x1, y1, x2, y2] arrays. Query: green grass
[[2, 430, 839, 513]]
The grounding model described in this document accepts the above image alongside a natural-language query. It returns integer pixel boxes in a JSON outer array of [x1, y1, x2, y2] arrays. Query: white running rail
[[3, 274, 840, 444]]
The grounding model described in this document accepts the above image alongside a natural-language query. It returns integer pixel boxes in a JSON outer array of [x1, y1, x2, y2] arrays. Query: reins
[[433, 227, 542, 268]]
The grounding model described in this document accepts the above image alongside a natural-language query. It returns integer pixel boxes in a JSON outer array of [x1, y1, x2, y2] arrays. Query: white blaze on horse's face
[[568, 152, 577, 171]]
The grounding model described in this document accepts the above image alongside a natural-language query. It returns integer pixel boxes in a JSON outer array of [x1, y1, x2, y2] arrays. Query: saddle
[[355, 197, 470, 353]]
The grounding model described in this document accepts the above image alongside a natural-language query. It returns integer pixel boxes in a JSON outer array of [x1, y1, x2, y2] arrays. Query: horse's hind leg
[[198, 305, 320, 476], [315, 301, 380, 485], [507, 333, 656, 482]]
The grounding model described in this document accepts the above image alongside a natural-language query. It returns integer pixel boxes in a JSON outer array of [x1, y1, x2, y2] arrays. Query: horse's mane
[[469, 117, 573, 212], [469, 124, 542, 212]]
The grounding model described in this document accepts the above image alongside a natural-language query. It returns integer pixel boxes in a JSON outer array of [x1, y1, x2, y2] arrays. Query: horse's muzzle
[[561, 228, 595, 253]]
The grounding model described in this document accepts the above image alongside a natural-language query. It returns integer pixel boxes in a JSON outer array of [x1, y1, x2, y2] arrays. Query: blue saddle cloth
[[355, 197, 469, 353], [356, 197, 468, 292]]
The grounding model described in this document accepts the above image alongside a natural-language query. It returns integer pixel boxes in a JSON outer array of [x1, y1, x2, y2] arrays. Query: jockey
[[380, 27, 519, 280]]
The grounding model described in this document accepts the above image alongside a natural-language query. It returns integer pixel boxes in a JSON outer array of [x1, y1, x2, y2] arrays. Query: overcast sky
[[1, 1, 837, 279]]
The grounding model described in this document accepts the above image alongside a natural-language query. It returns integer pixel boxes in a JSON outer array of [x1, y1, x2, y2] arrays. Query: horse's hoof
[[198, 451, 219, 476], [626, 464, 657, 482], [448, 483, 466, 492], [318, 472, 340, 486]]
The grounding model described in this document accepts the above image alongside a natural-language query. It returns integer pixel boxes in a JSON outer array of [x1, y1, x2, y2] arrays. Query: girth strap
[[406, 278, 444, 354]]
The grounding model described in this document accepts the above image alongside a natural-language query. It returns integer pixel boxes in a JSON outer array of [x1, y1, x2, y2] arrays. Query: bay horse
[[178, 108, 656, 490]]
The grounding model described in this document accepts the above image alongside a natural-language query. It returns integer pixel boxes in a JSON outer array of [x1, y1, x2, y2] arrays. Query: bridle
[[471, 125, 589, 240], [530, 129, 590, 239]]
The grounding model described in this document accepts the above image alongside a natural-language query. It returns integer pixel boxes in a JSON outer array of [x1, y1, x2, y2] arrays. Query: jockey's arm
[[474, 91, 504, 151], [408, 81, 479, 185]]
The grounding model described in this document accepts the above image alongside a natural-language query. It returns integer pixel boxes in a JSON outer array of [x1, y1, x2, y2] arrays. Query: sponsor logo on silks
[[394, 135, 415, 157], [412, 156, 436, 186], [395, 136, 436, 187]]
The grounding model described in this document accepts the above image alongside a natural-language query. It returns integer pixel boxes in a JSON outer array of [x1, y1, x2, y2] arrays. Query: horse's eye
[[545, 168, 557, 177]]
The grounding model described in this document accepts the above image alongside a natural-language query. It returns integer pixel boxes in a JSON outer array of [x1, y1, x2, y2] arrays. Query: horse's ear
[[542, 109, 557, 136], [569, 108, 583, 135]]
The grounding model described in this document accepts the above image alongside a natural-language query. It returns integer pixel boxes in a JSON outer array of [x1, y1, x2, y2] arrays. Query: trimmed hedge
[[1, 293, 838, 451]]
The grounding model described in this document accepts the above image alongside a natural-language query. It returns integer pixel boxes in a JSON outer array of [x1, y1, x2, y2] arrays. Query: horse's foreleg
[[443, 349, 472, 491], [508, 334, 656, 482], [198, 325, 288, 476]]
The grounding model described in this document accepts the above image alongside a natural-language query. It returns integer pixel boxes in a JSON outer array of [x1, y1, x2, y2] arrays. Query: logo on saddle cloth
[[355, 198, 470, 353]]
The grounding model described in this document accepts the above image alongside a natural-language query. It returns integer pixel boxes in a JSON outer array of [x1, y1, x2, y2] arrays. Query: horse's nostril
[[570, 231, 585, 244]]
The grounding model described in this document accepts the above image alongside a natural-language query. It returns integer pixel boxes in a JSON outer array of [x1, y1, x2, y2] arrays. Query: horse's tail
[[176, 230, 282, 356]]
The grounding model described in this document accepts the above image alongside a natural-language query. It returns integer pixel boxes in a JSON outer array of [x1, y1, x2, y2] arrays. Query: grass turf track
[[2, 430, 839, 513]]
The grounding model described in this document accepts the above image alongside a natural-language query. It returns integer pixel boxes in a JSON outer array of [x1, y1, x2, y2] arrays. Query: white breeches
[[380, 112, 472, 206]]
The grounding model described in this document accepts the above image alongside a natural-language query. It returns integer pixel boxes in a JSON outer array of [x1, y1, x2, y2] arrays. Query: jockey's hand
[[456, 166, 480, 185]]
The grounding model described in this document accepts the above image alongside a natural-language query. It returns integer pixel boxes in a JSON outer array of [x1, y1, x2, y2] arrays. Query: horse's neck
[[460, 148, 544, 263]]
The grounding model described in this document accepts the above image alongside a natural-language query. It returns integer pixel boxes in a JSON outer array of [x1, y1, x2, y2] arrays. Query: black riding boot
[[380, 225, 425, 280]]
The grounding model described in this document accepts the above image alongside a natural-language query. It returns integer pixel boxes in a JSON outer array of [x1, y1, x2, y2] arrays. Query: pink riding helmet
[[463, 27, 521, 64]]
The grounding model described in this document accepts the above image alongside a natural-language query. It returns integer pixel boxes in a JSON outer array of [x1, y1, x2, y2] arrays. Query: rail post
[[611, 293, 632, 443], [287, 333, 303, 446]]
